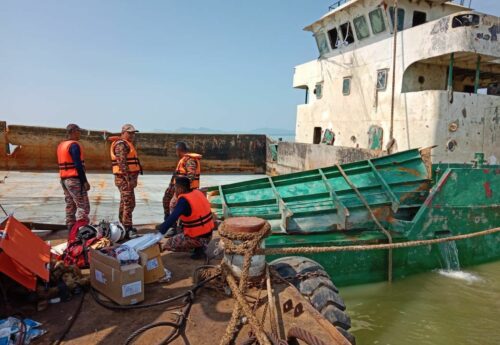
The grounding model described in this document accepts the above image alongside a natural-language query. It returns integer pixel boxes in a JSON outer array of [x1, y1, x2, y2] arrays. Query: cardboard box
[[90, 248, 145, 305], [139, 244, 165, 284]]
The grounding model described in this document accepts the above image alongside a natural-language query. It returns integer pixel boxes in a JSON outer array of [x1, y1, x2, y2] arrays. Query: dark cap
[[66, 123, 81, 132], [174, 176, 191, 189], [175, 141, 188, 151]]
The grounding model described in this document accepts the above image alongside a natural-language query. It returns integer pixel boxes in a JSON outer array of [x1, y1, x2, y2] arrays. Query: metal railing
[[328, 0, 472, 11], [452, 0, 472, 7], [328, 0, 350, 11]]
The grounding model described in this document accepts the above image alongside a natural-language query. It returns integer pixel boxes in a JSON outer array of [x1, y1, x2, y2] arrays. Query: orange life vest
[[179, 189, 214, 238], [175, 153, 201, 188], [57, 140, 85, 179], [110, 139, 142, 175]]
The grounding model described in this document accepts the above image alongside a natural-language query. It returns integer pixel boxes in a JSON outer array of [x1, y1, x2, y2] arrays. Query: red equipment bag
[[62, 224, 98, 268]]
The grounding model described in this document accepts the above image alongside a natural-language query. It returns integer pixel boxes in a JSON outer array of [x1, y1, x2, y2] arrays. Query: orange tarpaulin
[[0, 216, 51, 290]]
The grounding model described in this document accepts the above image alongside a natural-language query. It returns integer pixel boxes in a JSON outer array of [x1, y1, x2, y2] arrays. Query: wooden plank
[[367, 159, 400, 212], [318, 168, 349, 230]]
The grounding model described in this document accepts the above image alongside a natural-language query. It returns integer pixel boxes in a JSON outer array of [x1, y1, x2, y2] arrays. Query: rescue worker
[[158, 176, 214, 259], [57, 124, 90, 232], [162, 142, 202, 220], [110, 124, 142, 239]]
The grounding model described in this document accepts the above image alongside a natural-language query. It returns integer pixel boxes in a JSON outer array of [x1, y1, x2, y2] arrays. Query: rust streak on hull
[[0, 121, 267, 173]]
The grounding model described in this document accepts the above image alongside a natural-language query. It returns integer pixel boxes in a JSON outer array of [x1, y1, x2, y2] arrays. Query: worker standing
[[110, 124, 142, 239], [158, 176, 214, 259], [57, 124, 90, 233], [162, 142, 201, 221]]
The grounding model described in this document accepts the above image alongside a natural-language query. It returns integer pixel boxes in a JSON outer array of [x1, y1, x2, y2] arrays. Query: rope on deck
[[259, 226, 500, 255], [218, 222, 273, 345]]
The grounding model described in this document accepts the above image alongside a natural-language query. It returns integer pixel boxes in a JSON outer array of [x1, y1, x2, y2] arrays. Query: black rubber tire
[[270, 256, 356, 345]]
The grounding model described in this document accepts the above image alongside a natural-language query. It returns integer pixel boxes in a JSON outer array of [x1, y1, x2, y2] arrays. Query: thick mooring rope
[[217, 220, 499, 345], [336, 164, 393, 283], [259, 227, 500, 256], [219, 222, 272, 345]]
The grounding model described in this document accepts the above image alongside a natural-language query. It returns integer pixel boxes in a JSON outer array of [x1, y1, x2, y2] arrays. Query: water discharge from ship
[[438, 240, 460, 271], [436, 237, 483, 283]]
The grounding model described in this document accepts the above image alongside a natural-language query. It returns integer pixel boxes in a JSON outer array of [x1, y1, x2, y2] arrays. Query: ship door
[[313, 127, 322, 144]]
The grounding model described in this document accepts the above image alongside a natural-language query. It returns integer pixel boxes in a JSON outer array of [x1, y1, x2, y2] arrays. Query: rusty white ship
[[293, 0, 499, 164]]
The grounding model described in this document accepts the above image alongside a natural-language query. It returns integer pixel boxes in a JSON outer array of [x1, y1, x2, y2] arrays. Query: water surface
[[342, 261, 500, 345]]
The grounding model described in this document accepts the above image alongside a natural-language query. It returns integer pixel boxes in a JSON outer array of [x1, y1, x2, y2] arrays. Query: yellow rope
[[259, 227, 500, 255]]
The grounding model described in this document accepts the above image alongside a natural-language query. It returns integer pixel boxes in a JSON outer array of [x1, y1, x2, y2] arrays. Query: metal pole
[[447, 52, 454, 104], [447, 53, 454, 91], [389, 0, 399, 143], [474, 55, 481, 93]]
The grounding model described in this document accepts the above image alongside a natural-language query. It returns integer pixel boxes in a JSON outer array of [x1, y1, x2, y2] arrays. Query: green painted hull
[[209, 150, 500, 286]]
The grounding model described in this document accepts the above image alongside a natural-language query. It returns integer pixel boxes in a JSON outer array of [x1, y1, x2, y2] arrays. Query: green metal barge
[[208, 148, 500, 286]]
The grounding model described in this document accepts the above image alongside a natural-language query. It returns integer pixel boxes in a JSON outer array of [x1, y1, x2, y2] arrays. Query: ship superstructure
[[294, 0, 499, 163]]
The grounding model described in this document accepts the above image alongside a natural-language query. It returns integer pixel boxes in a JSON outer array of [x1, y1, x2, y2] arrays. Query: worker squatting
[[56, 123, 213, 260]]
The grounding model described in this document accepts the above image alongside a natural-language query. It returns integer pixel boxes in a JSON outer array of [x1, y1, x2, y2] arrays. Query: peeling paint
[[431, 17, 449, 34], [484, 181, 493, 198]]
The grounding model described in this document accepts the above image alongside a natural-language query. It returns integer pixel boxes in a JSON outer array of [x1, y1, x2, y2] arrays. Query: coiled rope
[[218, 221, 273, 345]]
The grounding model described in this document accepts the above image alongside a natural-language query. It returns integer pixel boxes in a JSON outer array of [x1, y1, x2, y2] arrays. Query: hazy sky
[[1, 1, 498, 132]]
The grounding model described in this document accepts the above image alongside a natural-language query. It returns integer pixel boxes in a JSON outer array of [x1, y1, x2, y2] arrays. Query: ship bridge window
[[412, 11, 427, 27], [314, 82, 323, 99], [343, 77, 351, 95], [328, 27, 340, 49], [340, 22, 355, 46], [369, 8, 386, 34], [389, 7, 405, 31], [452, 14, 480, 28], [353, 15, 370, 40], [377, 69, 388, 90], [314, 32, 330, 56]]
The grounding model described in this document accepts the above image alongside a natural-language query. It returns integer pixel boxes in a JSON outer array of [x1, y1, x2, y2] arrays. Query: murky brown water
[[342, 261, 500, 345]]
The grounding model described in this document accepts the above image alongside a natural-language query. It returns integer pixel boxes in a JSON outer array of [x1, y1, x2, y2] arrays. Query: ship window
[[343, 77, 351, 95], [487, 83, 499, 96], [315, 32, 330, 56], [412, 11, 427, 27], [369, 8, 386, 34], [327, 27, 340, 49], [353, 15, 370, 40], [451, 14, 480, 28], [314, 82, 323, 99], [377, 69, 388, 90], [340, 22, 355, 45], [389, 7, 405, 31]]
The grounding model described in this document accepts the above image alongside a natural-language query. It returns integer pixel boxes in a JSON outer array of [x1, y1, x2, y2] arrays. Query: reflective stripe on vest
[[179, 189, 214, 238], [57, 140, 85, 179], [175, 153, 202, 189], [110, 139, 142, 174]]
